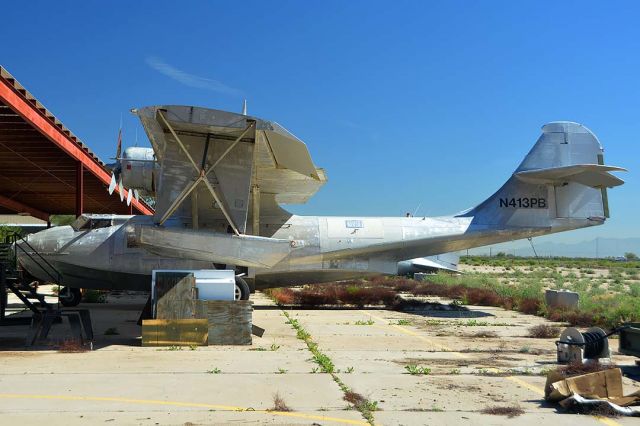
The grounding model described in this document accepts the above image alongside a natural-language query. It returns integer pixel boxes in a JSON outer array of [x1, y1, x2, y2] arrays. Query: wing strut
[[157, 110, 200, 171], [155, 110, 257, 235]]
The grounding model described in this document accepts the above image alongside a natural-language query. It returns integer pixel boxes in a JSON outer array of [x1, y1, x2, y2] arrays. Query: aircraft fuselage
[[18, 210, 596, 292]]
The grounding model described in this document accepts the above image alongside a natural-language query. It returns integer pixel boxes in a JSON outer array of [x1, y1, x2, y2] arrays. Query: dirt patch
[[439, 382, 482, 392], [460, 347, 555, 356], [344, 391, 365, 405], [466, 330, 498, 338], [493, 355, 526, 362], [480, 405, 525, 418], [395, 356, 519, 368], [57, 339, 89, 353], [396, 357, 471, 367]]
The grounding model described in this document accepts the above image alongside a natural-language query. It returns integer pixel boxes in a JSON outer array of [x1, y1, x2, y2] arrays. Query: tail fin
[[465, 122, 626, 229]]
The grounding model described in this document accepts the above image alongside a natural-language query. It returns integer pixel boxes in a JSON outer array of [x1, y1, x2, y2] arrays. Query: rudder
[[464, 122, 625, 228]]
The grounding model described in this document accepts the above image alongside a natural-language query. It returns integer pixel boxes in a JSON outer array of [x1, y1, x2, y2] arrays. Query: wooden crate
[[155, 273, 197, 319], [141, 319, 208, 347], [195, 300, 253, 345]]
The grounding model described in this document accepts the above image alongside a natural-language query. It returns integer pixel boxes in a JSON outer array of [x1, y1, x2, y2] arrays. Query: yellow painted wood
[[142, 319, 208, 347]]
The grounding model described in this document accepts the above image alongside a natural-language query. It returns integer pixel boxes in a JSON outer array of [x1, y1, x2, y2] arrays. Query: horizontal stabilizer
[[515, 164, 626, 188], [135, 226, 292, 268]]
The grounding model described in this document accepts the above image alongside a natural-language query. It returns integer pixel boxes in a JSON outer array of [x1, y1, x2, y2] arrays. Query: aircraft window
[[126, 231, 139, 248], [345, 220, 363, 228], [72, 215, 133, 231], [72, 217, 113, 231]]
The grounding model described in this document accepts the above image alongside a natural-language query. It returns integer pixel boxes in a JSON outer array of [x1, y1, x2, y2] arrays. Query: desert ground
[[0, 272, 638, 425]]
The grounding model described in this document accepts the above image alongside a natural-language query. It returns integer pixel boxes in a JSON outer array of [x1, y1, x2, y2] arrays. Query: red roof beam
[[0, 75, 153, 215], [0, 193, 49, 222]]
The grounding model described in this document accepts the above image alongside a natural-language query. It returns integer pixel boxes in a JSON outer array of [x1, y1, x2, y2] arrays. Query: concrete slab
[[0, 292, 638, 425], [374, 411, 634, 426], [289, 303, 639, 425], [0, 410, 367, 426], [0, 373, 348, 412], [0, 292, 367, 425]]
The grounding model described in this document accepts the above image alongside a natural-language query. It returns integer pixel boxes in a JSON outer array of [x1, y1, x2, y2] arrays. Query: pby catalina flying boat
[[103, 132, 461, 276], [18, 105, 626, 305]]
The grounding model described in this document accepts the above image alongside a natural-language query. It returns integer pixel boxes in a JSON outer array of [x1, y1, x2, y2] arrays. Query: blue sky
[[2, 1, 638, 244]]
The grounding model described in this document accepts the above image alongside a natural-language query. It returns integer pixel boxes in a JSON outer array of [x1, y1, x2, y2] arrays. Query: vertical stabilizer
[[463, 122, 625, 230]]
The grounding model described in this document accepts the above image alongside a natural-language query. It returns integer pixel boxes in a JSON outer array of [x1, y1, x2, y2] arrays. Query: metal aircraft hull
[[18, 213, 600, 292], [17, 120, 624, 293]]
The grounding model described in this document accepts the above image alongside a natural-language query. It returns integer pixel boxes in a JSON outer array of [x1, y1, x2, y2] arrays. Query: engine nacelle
[[120, 147, 157, 194]]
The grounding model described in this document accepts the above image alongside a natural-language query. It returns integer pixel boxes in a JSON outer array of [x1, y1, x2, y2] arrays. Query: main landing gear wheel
[[235, 276, 250, 301], [59, 287, 82, 307]]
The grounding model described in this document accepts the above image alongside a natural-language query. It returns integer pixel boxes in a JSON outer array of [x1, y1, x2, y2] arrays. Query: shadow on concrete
[[0, 292, 147, 351], [1, 294, 495, 351], [404, 309, 493, 319], [620, 365, 640, 382], [255, 302, 494, 318]]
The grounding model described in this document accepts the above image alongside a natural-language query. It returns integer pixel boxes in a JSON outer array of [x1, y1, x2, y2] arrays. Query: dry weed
[[528, 324, 560, 338], [57, 339, 88, 353], [480, 405, 525, 418], [269, 392, 292, 412]]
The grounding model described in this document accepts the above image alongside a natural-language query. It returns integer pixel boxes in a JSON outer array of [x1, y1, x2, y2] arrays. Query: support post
[[75, 162, 84, 218], [252, 185, 260, 235], [191, 190, 199, 230]]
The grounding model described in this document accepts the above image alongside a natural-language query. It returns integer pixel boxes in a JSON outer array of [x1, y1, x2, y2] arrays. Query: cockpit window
[[71, 214, 133, 231]]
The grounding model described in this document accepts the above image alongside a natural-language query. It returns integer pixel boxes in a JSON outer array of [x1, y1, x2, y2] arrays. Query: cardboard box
[[546, 368, 640, 407]]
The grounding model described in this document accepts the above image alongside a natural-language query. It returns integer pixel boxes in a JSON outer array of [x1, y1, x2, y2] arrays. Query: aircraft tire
[[0, 287, 7, 315], [59, 287, 82, 307], [235, 277, 250, 301]]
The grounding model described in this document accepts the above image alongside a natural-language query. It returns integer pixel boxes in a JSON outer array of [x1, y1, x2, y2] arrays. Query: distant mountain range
[[465, 238, 640, 258]]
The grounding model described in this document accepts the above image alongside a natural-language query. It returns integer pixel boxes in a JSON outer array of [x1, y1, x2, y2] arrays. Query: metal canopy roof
[[0, 66, 153, 221]]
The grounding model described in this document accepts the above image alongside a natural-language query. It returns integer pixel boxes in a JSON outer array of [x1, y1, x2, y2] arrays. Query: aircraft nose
[[15, 229, 53, 262], [18, 231, 41, 251], [15, 232, 36, 261], [18, 225, 76, 256]]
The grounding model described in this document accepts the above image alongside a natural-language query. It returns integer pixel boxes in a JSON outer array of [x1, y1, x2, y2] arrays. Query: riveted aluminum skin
[[17, 117, 625, 292]]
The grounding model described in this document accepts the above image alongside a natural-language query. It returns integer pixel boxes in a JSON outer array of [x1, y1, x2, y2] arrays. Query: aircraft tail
[[464, 122, 626, 230]]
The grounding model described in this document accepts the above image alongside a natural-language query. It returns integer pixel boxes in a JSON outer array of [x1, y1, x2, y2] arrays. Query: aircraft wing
[[408, 253, 460, 273], [135, 105, 326, 234], [135, 225, 293, 268]]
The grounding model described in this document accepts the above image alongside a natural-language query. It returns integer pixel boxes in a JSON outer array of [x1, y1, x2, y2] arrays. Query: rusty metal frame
[[0, 68, 153, 216]]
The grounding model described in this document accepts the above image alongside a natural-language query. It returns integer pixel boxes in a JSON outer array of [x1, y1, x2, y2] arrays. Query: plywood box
[[195, 300, 253, 345], [155, 273, 197, 319], [142, 319, 208, 347]]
